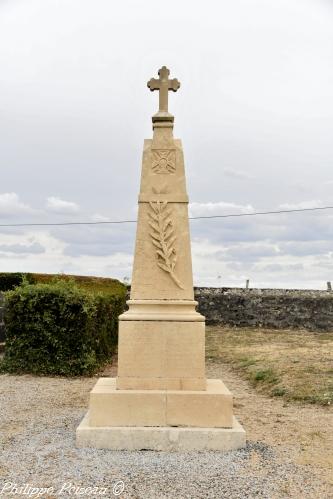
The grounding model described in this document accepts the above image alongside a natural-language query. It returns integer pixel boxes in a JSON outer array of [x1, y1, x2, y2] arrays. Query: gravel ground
[[0, 361, 332, 499]]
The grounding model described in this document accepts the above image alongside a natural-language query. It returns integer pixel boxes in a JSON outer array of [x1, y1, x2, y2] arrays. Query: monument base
[[76, 413, 246, 451], [86, 377, 234, 428]]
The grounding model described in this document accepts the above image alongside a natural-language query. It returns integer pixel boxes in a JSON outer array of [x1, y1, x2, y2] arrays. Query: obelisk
[[76, 67, 246, 451]]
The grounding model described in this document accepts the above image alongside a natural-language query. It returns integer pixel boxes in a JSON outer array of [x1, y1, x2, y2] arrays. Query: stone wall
[[1, 288, 333, 339], [194, 287, 333, 331]]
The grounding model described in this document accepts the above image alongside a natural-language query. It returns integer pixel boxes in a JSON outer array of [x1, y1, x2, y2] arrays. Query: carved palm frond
[[148, 201, 184, 289]]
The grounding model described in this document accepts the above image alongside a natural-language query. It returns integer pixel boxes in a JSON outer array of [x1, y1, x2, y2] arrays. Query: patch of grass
[[239, 357, 257, 368], [251, 368, 279, 385], [206, 326, 333, 406], [271, 387, 287, 397]]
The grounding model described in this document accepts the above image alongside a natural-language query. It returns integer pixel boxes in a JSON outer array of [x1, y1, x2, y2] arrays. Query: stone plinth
[[76, 67, 246, 451], [76, 414, 246, 452], [84, 378, 233, 428], [117, 320, 206, 390], [76, 413, 246, 452]]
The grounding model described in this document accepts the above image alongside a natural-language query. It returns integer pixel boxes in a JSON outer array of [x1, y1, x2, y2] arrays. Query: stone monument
[[76, 66, 246, 451]]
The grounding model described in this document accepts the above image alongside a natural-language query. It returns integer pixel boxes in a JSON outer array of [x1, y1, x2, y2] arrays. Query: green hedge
[[0, 272, 36, 291], [1, 279, 126, 375], [0, 272, 125, 295], [31, 273, 126, 296]]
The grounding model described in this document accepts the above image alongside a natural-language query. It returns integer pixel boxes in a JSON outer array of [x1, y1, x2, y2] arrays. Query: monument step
[[88, 378, 233, 428], [76, 414, 246, 451]]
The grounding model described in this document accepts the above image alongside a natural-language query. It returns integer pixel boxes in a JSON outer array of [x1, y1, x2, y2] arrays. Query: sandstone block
[[166, 379, 233, 428], [76, 413, 246, 451], [117, 320, 205, 389], [90, 378, 166, 427]]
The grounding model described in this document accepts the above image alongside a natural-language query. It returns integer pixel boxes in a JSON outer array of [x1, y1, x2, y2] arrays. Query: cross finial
[[147, 66, 180, 122]]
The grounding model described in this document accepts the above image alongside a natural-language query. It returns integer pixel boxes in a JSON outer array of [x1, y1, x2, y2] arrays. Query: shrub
[[1, 279, 126, 375], [0, 272, 126, 295], [31, 273, 125, 296], [0, 272, 36, 291]]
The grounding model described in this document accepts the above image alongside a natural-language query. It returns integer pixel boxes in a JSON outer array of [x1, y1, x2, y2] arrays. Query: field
[[206, 326, 333, 406]]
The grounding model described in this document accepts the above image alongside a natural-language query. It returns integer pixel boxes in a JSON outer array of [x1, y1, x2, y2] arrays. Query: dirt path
[[206, 360, 333, 490]]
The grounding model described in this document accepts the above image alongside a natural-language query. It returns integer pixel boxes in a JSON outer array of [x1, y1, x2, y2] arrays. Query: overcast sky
[[0, 0, 333, 288]]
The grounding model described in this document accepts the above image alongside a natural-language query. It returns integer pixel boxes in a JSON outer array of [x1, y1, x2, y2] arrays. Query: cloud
[[0, 242, 44, 254], [187, 199, 333, 288], [54, 223, 136, 256], [90, 213, 111, 222], [0, 192, 37, 218], [0, 227, 133, 281], [278, 200, 324, 210], [191, 235, 332, 289], [279, 240, 333, 257], [222, 242, 280, 262], [0, 199, 331, 289], [261, 263, 304, 272], [189, 201, 254, 218], [46, 196, 80, 214], [223, 167, 254, 180], [0, 0, 333, 289]]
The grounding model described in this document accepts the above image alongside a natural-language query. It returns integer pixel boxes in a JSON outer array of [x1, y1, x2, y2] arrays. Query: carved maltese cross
[[152, 150, 176, 174]]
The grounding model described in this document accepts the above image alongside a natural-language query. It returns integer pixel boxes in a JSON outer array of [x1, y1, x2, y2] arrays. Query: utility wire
[[0, 205, 332, 228]]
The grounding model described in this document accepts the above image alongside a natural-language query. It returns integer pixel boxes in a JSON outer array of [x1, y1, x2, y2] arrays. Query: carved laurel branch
[[148, 201, 184, 289]]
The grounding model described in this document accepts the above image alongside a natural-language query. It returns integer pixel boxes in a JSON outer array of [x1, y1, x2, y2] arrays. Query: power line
[[0, 205, 332, 228], [189, 205, 333, 220]]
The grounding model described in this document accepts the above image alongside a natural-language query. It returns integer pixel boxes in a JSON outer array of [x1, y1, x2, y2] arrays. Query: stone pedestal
[[76, 67, 246, 451], [77, 414, 245, 451]]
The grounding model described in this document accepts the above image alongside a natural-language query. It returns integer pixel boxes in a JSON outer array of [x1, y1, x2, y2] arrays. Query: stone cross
[[147, 66, 180, 113]]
